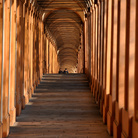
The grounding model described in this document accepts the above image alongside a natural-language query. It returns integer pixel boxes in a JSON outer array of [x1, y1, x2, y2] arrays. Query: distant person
[[58, 68, 62, 74], [63, 68, 69, 74]]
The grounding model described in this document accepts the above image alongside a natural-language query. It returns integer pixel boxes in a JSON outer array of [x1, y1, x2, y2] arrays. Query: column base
[[107, 111, 113, 135], [100, 99, 104, 115], [113, 120, 121, 138], [103, 104, 108, 124], [91, 78, 94, 95], [16, 100, 21, 116], [3, 114, 10, 138], [33, 83, 36, 90], [95, 81, 99, 103], [132, 117, 138, 138], [28, 88, 32, 99], [107, 95, 115, 135], [98, 85, 102, 107], [36, 81, 38, 87], [21, 95, 25, 109], [10, 107, 16, 126], [38, 78, 40, 85], [92, 79, 96, 97], [121, 109, 132, 138], [25, 93, 29, 105], [0, 122, 2, 138], [113, 101, 122, 138], [31, 86, 34, 95]]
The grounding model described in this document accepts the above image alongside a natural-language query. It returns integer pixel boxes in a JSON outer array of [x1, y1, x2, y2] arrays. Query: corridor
[[8, 74, 111, 138], [0, 0, 138, 137]]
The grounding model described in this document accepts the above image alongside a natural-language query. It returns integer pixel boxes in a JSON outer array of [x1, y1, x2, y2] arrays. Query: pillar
[[2, 0, 10, 136], [27, 3, 32, 99], [19, 0, 25, 110], [24, 1, 29, 104], [132, 0, 138, 137], [46, 37, 49, 74], [40, 19, 44, 78], [96, 1, 100, 104], [107, 0, 119, 136], [30, 5, 34, 96], [87, 8, 91, 85], [35, 12, 39, 86], [77, 30, 84, 74], [94, 4, 98, 101], [0, 0, 3, 137], [121, 0, 134, 138], [106, 0, 114, 135], [16, 0, 23, 116], [9, 0, 16, 126], [48, 41, 51, 73], [102, 0, 109, 124], [113, 0, 127, 137], [99, 0, 104, 115], [33, 10, 37, 89], [84, 13, 88, 76], [92, 5, 96, 97]]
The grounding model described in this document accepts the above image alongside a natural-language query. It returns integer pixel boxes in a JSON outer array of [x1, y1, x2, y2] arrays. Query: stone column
[[106, 0, 114, 135], [92, 6, 96, 97], [0, 0, 3, 137], [16, 0, 22, 116], [87, 8, 91, 84], [50, 43, 53, 73], [94, 4, 98, 101], [2, 0, 10, 136], [33, 10, 36, 89], [121, 0, 134, 137], [43, 34, 46, 74], [24, 1, 29, 104], [103, 0, 108, 124], [97, 0, 101, 104], [20, 0, 25, 109], [133, 0, 138, 138], [9, 0, 17, 126], [52, 44, 54, 73], [30, 5, 34, 96], [108, 0, 119, 136], [98, 0, 104, 108], [99, 0, 104, 115], [28, 3, 32, 99], [77, 30, 84, 74], [46, 37, 49, 74], [112, 1, 121, 137], [40, 20, 44, 78], [36, 14, 40, 83], [35, 12, 38, 84], [48, 41, 51, 74], [112, 0, 127, 138], [90, 6, 93, 92], [84, 13, 88, 76]]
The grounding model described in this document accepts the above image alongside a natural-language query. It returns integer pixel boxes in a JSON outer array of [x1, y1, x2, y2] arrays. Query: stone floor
[[8, 74, 112, 138]]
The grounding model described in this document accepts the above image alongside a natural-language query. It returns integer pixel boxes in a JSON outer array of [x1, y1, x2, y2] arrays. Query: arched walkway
[[0, 0, 138, 138]]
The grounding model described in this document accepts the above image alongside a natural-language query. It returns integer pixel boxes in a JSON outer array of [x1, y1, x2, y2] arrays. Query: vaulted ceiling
[[36, 0, 91, 72]]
